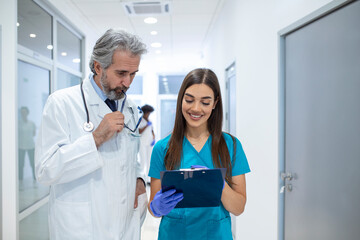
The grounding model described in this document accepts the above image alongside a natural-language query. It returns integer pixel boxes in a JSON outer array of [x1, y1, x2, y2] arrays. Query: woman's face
[[181, 83, 217, 131]]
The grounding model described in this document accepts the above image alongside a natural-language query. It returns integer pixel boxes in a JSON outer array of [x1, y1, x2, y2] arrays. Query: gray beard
[[100, 71, 127, 100]]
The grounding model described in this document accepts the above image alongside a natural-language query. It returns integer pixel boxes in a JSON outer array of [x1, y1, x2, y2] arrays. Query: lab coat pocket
[[159, 215, 185, 240], [207, 216, 232, 240], [54, 200, 92, 240]]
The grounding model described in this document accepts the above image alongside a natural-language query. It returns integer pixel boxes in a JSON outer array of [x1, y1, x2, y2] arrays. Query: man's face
[[95, 50, 140, 100]]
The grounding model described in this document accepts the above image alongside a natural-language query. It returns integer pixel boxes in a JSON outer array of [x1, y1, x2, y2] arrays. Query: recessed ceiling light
[[155, 50, 161, 54], [29, 33, 36, 38], [150, 31, 158, 35], [61, 52, 67, 56], [144, 17, 157, 24], [151, 42, 162, 48], [72, 58, 81, 63], [17, 22, 20, 27], [47, 45, 53, 50]]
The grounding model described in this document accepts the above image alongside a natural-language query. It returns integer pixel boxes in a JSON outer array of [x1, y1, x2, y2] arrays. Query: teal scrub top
[[148, 133, 250, 240]]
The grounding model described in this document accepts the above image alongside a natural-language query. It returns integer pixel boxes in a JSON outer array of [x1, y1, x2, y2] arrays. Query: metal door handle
[[280, 184, 292, 193], [281, 172, 293, 181]]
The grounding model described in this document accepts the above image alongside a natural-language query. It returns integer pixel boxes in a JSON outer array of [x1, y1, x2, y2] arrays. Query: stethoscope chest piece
[[83, 121, 94, 132]]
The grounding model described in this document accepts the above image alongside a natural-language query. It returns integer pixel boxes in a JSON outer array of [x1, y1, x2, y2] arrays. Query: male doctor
[[35, 29, 147, 239]]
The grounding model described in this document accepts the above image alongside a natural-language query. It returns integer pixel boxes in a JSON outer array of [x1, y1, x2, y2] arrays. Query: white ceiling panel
[[71, 2, 126, 16], [52, 0, 225, 73]]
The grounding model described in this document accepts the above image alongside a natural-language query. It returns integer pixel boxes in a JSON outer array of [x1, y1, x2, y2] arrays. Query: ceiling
[[65, 0, 226, 74]]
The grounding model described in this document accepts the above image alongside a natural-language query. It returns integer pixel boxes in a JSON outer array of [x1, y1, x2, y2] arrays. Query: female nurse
[[148, 68, 250, 240]]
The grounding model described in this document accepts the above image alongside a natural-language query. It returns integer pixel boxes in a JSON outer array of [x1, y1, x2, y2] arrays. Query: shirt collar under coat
[[81, 74, 133, 127]]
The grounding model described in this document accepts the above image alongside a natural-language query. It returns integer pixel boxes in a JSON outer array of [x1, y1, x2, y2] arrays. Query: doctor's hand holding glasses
[[91, 90, 143, 148]]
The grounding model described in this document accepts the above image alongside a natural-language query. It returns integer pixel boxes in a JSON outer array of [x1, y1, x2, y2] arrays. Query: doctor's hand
[[150, 189, 183, 217], [134, 178, 146, 208], [92, 112, 125, 148]]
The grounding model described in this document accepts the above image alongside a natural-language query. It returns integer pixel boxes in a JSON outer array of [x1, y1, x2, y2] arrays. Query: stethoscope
[[80, 81, 143, 133], [81, 81, 94, 132]]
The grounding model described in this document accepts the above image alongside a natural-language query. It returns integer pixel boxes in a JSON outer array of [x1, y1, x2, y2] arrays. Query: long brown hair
[[164, 68, 235, 185]]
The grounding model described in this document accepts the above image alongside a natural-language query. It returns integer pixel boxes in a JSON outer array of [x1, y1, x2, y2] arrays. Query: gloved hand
[[147, 121, 152, 126], [150, 189, 183, 217], [191, 165, 225, 189], [150, 139, 155, 147]]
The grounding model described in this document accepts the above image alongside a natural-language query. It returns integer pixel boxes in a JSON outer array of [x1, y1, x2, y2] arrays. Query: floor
[[141, 185, 161, 239], [19, 181, 160, 240]]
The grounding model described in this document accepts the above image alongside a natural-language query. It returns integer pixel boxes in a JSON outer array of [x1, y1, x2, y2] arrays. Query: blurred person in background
[[139, 104, 155, 184]]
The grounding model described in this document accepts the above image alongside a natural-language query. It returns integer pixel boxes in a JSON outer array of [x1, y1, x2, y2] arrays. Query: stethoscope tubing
[[80, 81, 90, 124]]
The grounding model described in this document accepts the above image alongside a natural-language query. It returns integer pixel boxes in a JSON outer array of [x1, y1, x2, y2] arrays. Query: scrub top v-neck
[[149, 133, 250, 240]]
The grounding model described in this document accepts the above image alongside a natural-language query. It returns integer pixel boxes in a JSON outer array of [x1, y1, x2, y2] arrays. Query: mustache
[[114, 86, 129, 92]]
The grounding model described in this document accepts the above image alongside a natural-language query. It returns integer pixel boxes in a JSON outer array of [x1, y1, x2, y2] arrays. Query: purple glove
[[150, 139, 155, 147], [190, 165, 208, 169], [191, 165, 225, 189], [147, 121, 152, 126], [150, 189, 183, 217]]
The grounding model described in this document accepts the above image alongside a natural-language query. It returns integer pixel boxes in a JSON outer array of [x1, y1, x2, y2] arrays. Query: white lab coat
[[138, 118, 154, 183], [35, 76, 147, 240]]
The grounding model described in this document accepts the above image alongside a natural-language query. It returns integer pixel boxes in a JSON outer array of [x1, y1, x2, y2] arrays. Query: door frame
[[225, 62, 236, 135], [0, 24, 2, 238], [277, 0, 355, 239]]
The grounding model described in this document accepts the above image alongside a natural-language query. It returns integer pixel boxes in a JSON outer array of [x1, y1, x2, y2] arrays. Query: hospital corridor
[[1, 0, 360, 239]]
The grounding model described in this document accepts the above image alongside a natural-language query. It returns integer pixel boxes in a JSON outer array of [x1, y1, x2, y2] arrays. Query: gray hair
[[89, 29, 147, 74]]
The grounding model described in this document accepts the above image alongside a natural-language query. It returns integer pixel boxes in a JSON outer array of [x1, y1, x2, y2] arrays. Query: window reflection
[[158, 75, 184, 94], [127, 75, 143, 95], [18, 60, 50, 211], [56, 68, 81, 90], [160, 99, 177, 138], [17, 0, 52, 59], [18, 106, 36, 181], [57, 22, 82, 72], [20, 203, 49, 240]]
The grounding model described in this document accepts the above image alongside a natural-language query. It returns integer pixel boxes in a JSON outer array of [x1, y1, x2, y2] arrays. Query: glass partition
[[56, 68, 81, 90], [19, 203, 49, 240], [127, 75, 143, 95], [17, 0, 53, 59], [158, 75, 184, 94], [18, 60, 50, 211], [57, 22, 82, 72], [160, 99, 177, 138]]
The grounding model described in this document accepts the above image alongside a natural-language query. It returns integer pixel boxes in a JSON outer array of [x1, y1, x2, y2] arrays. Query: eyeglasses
[[119, 91, 143, 133]]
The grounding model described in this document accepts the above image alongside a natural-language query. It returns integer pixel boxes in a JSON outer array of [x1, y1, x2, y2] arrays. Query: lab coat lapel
[[81, 77, 110, 123], [82, 76, 134, 127], [122, 100, 133, 127]]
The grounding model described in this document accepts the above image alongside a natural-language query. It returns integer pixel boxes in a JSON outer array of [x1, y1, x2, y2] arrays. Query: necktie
[[105, 99, 117, 112]]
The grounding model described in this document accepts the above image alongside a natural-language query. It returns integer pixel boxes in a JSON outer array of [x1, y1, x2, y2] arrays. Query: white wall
[[202, 0, 332, 239], [0, 0, 18, 239]]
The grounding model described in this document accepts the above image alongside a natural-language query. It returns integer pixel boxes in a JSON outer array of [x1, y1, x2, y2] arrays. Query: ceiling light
[[163, 78, 168, 82], [17, 22, 20, 27], [72, 58, 81, 63], [150, 31, 158, 35], [144, 17, 157, 24], [61, 52, 67, 56], [155, 50, 161, 54], [29, 33, 36, 38], [151, 42, 162, 48], [47, 45, 53, 50]]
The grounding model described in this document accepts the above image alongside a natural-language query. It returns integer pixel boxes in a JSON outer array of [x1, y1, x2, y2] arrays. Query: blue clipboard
[[160, 168, 226, 208]]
